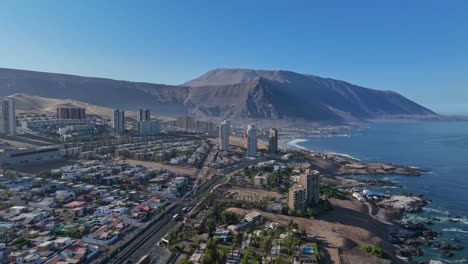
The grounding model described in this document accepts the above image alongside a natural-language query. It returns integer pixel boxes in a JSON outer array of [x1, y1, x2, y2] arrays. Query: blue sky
[[0, 0, 467, 115]]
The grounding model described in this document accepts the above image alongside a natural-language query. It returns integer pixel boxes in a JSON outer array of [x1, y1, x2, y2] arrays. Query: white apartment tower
[[0, 98, 16, 135], [245, 124, 257, 157], [112, 109, 125, 134], [219, 120, 230, 150]]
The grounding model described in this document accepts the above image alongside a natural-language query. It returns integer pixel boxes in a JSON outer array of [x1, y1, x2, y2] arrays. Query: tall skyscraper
[[219, 120, 230, 150], [137, 109, 151, 122], [0, 99, 16, 135], [57, 107, 86, 119], [245, 124, 257, 157], [268, 128, 278, 152], [299, 169, 321, 206], [112, 109, 125, 134]]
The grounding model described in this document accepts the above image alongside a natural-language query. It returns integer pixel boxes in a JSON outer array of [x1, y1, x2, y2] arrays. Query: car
[[172, 214, 183, 221]]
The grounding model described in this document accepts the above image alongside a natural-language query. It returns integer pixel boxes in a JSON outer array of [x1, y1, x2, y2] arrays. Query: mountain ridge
[[0, 67, 437, 124]]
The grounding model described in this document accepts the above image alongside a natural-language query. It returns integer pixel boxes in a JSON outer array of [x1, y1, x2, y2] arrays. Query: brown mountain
[[0, 68, 436, 123], [0, 68, 188, 117], [183, 69, 437, 121]]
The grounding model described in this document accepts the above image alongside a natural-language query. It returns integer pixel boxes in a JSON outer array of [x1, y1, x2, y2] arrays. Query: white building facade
[[219, 120, 230, 150], [245, 124, 257, 157]]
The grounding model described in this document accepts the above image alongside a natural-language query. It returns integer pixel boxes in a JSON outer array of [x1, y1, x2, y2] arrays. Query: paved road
[[107, 173, 228, 264]]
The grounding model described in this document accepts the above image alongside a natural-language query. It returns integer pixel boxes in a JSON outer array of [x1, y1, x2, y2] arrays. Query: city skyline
[[0, 1, 467, 115]]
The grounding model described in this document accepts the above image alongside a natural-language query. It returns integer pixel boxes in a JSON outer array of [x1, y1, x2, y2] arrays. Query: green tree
[[282, 205, 290, 215], [220, 211, 238, 225], [205, 217, 216, 234], [274, 256, 289, 264], [361, 244, 386, 258]]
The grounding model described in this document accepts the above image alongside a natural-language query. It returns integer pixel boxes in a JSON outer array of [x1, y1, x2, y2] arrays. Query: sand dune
[[7, 93, 137, 120]]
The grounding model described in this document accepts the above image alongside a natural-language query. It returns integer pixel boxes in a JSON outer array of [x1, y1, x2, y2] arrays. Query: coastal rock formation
[[379, 195, 428, 212]]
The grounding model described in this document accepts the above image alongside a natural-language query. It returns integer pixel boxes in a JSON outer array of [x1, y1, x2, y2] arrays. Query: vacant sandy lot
[[228, 186, 283, 200], [254, 197, 399, 264], [228, 136, 268, 149]]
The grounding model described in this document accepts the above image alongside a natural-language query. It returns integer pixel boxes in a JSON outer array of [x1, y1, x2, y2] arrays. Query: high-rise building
[[288, 185, 306, 212], [137, 109, 151, 122], [0, 99, 16, 135], [299, 169, 321, 206], [176, 116, 194, 130], [195, 120, 217, 135], [219, 120, 230, 150], [268, 128, 279, 152], [112, 109, 125, 134], [138, 120, 161, 136], [245, 124, 257, 157], [56, 107, 86, 120]]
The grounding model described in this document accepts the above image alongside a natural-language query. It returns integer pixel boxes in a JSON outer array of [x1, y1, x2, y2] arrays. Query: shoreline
[[281, 135, 465, 262]]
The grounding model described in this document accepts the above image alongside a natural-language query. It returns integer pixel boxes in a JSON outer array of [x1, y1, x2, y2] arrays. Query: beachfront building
[[0, 98, 16, 135], [137, 109, 151, 122], [245, 124, 257, 157], [268, 128, 278, 153], [219, 120, 230, 150], [288, 185, 307, 212], [112, 109, 125, 134], [299, 168, 321, 206]]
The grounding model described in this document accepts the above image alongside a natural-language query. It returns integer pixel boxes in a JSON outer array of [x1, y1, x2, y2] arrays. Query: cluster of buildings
[[112, 108, 161, 136], [218, 120, 279, 157], [19, 107, 93, 132], [0, 160, 180, 263], [288, 169, 321, 212], [186, 207, 318, 264], [173, 116, 217, 135]]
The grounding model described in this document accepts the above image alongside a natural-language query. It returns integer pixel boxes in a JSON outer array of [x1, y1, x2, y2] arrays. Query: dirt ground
[[254, 197, 400, 264], [227, 136, 268, 150], [228, 186, 284, 200]]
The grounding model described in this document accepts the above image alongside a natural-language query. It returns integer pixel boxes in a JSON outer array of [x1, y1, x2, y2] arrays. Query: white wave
[[440, 258, 468, 264], [286, 138, 308, 150], [423, 207, 450, 215], [442, 228, 468, 234], [327, 152, 360, 161]]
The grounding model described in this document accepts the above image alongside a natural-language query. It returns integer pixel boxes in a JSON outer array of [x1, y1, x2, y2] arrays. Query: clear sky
[[0, 0, 467, 115]]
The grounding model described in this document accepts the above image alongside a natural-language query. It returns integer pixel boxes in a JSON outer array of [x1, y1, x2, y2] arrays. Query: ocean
[[289, 121, 468, 263]]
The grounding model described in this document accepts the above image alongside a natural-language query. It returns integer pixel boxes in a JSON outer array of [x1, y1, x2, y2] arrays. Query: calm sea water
[[291, 121, 468, 263]]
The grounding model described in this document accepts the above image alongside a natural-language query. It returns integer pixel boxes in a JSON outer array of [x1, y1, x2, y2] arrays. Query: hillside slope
[[0, 68, 436, 123], [7, 93, 132, 120], [184, 69, 436, 121], [0, 68, 188, 117]]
